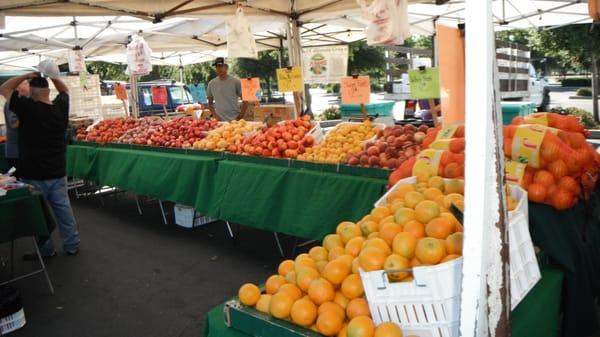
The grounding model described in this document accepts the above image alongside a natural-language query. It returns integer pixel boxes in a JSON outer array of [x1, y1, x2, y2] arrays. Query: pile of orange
[[238, 176, 467, 337]]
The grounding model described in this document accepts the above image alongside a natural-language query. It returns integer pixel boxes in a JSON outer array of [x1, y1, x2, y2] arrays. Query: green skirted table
[[202, 268, 564, 337], [66, 144, 388, 240], [0, 188, 56, 243]]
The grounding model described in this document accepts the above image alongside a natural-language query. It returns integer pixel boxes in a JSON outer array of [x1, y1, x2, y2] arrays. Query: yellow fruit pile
[[193, 120, 261, 151], [238, 176, 466, 337], [298, 121, 378, 164]]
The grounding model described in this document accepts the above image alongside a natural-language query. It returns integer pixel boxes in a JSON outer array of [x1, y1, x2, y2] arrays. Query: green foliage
[[325, 83, 340, 94], [348, 40, 385, 78], [87, 61, 128, 81], [403, 35, 433, 49], [561, 78, 592, 87], [550, 107, 599, 129], [576, 87, 593, 96], [370, 83, 382, 92], [230, 50, 280, 98], [319, 106, 341, 121]]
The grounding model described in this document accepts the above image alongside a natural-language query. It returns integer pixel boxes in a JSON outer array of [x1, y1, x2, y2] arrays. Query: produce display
[[192, 119, 263, 151], [343, 124, 429, 170], [118, 117, 219, 148], [298, 121, 380, 164], [236, 116, 316, 158], [237, 175, 467, 337], [76, 117, 141, 142]]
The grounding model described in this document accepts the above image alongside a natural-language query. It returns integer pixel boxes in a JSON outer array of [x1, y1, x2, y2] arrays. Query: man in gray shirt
[[3, 80, 30, 171], [206, 57, 246, 121]]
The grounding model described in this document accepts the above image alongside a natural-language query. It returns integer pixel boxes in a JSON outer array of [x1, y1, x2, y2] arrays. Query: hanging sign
[[241, 78, 261, 102], [340, 76, 371, 104], [276, 67, 303, 92], [301, 46, 349, 84], [590, 0, 600, 20], [114, 83, 127, 101], [68, 49, 86, 73], [151, 86, 168, 106], [437, 24, 465, 125], [408, 68, 440, 99]]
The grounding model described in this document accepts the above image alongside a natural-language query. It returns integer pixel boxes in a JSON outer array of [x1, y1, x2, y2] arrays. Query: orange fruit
[[340, 224, 363, 244], [441, 254, 461, 263], [440, 212, 461, 233], [346, 298, 371, 319], [290, 298, 318, 327], [323, 234, 344, 251], [269, 291, 294, 319], [371, 207, 391, 222], [360, 220, 379, 237], [428, 176, 445, 191], [278, 259, 295, 276], [345, 237, 366, 257], [393, 208, 415, 225], [255, 294, 272, 313], [317, 310, 344, 336], [351, 258, 360, 274], [279, 283, 302, 301], [534, 169, 555, 186], [392, 232, 417, 259], [389, 200, 406, 213], [238, 283, 261, 306], [380, 215, 395, 225], [318, 301, 346, 321], [317, 260, 328, 274], [402, 275, 414, 282], [379, 222, 403, 246], [384, 254, 411, 281], [322, 260, 351, 286], [415, 238, 447, 265], [403, 220, 425, 239], [445, 232, 463, 255], [309, 246, 329, 262], [341, 274, 364, 299], [336, 221, 355, 235], [374, 322, 403, 337], [423, 187, 443, 201], [295, 254, 317, 270], [425, 217, 454, 239], [265, 274, 287, 294], [347, 316, 375, 337], [434, 195, 447, 209], [358, 247, 387, 272], [404, 191, 425, 208], [308, 278, 336, 305], [411, 257, 422, 267], [285, 271, 297, 284], [329, 246, 346, 261], [337, 254, 355, 268], [414, 200, 441, 224], [296, 267, 320, 292], [362, 238, 392, 255], [444, 179, 464, 195], [334, 291, 350, 310], [387, 184, 415, 201], [338, 325, 348, 337], [367, 232, 380, 239]]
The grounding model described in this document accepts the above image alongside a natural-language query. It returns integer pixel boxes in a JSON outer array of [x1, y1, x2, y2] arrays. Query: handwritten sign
[[241, 78, 261, 102], [114, 83, 127, 101], [340, 76, 370, 104], [408, 68, 440, 99], [276, 67, 303, 92], [151, 86, 168, 106]]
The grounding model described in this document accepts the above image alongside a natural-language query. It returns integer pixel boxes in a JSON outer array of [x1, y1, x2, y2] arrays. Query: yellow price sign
[[511, 124, 548, 168], [436, 124, 461, 140], [412, 149, 444, 177], [429, 139, 452, 150], [505, 160, 527, 186], [276, 67, 303, 92]]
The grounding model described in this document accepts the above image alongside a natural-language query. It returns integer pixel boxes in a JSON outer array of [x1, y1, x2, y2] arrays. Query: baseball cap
[[213, 57, 227, 66], [29, 76, 49, 88]]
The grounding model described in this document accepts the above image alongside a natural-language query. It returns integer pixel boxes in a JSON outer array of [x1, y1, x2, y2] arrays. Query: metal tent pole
[[462, 0, 511, 336], [286, 17, 305, 117], [130, 75, 139, 118]]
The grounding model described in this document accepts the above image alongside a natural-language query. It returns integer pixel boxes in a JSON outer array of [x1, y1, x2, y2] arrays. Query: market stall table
[[202, 268, 564, 337], [0, 143, 7, 173], [0, 188, 57, 293]]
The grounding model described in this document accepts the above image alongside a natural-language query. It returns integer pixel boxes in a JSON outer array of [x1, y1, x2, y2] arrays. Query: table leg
[[273, 233, 285, 258], [32, 237, 54, 295], [134, 194, 143, 215], [158, 200, 167, 225], [10, 240, 14, 279], [225, 221, 235, 239]]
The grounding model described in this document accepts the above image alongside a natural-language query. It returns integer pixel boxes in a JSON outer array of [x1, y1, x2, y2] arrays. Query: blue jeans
[[23, 177, 80, 255]]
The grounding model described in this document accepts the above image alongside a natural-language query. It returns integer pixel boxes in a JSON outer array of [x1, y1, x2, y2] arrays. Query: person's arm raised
[[50, 76, 69, 95], [0, 72, 37, 99]]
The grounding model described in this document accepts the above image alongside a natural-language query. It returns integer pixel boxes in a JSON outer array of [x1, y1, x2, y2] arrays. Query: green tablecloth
[[528, 188, 600, 337], [66, 144, 388, 240], [0, 188, 56, 243], [203, 268, 564, 337], [211, 161, 386, 240]]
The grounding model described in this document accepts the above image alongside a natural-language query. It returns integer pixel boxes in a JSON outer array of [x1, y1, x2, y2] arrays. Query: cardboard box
[[248, 104, 296, 122]]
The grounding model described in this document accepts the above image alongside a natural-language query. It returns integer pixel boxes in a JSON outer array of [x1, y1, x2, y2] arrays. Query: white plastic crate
[[0, 308, 26, 335], [365, 177, 540, 336], [323, 122, 386, 145], [173, 204, 217, 228]]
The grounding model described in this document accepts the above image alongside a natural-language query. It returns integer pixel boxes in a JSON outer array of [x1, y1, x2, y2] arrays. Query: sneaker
[[65, 248, 79, 256], [23, 251, 56, 261]]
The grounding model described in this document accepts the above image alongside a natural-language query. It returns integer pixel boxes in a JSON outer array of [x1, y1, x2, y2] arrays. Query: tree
[[347, 40, 386, 80], [230, 50, 280, 98], [87, 61, 128, 81]]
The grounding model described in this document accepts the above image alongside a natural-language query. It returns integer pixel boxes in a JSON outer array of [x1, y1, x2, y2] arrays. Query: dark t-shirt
[[9, 91, 69, 180]]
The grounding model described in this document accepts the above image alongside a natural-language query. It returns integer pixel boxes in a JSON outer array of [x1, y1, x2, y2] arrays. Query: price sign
[[340, 76, 370, 104], [241, 77, 261, 102], [151, 86, 168, 106], [114, 83, 127, 100], [276, 67, 303, 92], [408, 68, 440, 99]]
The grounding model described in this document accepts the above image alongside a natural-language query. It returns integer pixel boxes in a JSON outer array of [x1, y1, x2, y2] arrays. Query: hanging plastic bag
[[226, 7, 258, 59], [68, 49, 86, 73], [37, 59, 60, 78], [357, 0, 410, 46], [126, 34, 152, 76]]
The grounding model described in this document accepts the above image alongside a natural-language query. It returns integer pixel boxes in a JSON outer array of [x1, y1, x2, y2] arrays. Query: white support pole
[[130, 75, 139, 118], [462, 0, 510, 336], [287, 18, 305, 118]]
